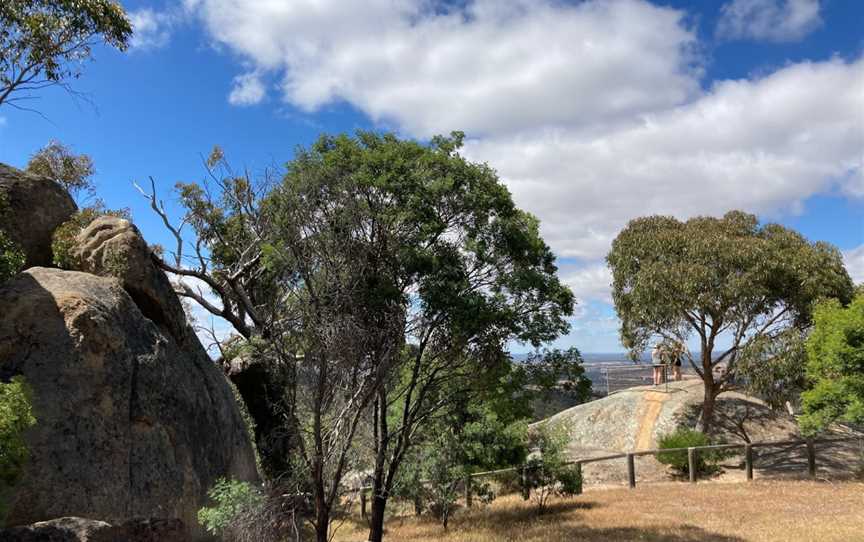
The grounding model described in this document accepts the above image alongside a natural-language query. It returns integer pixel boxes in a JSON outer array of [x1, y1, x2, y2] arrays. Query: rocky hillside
[[0, 163, 258, 539], [536, 378, 863, 486]]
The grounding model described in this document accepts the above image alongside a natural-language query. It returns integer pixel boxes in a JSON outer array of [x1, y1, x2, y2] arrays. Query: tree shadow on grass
[[435, 500, 745, 542]]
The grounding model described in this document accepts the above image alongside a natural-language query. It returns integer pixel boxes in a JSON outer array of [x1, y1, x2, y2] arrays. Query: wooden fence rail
[[356, 435, 863, 518]]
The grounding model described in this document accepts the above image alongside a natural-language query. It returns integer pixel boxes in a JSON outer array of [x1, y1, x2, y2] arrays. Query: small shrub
[[52, 203, 130, 269], [522, 423, 582, 513], [198, 478, 264, 537], [0, 193, 24, 284], [0, 231, 24, 284], [0, 377, 37, 525], [657, 428, 730, 475]]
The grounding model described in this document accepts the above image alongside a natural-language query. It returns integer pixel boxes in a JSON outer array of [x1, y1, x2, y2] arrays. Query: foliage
[[51, 203, 130, 269], [392, 376, 531, 527], [656, 428, 729, 475], [522, 423, 581, 513], [0, 192, 24, 284], [607, 211, 854, 432], [0, 376, 36, 524], [0, 0, 132, 107], [198, 478, 265, 538], [145, 132, 573, 542], [26, 140, 95, 202], [737, 329, 807, 410], [512, 348, 592, 420], [799, 294, 864, 435], [274, 131, 573, 542]]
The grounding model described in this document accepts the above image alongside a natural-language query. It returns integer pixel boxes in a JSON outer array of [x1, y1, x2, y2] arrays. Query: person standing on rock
[[672, 340, 684, 382], [651, 342, 664, 386]]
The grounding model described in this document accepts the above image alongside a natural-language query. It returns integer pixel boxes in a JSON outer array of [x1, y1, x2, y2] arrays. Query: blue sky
[[1, 0, 862, 353]]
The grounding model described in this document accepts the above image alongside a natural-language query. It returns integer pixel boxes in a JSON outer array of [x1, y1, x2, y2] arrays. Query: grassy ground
[[331, 481, 864, 541]]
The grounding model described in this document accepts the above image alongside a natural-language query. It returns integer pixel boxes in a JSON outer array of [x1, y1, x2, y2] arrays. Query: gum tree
[[0, 0, 131, 109], [607, 211, 853, 433], [143, 132, 574, 541]]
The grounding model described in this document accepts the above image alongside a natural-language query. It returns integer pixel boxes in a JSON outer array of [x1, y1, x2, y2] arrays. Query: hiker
[[651, 342, 664, 386], [672, 340, 684, 381]]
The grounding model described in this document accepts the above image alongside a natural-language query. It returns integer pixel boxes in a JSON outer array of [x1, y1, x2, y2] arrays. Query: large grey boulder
[[0, 517, 186, 542], [0, 163, 76, 268], [70, 216, 190, 346], [0, 268, 258, 537]]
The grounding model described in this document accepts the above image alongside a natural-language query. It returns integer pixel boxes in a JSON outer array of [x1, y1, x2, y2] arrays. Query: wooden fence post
[[745, 443, 753, 481], [806, 439, 817, 478], [465, 475, 473, 507], [575, 461, 583, 495], [688, 448, 697, 483], [626, 453, 636, 489], [360, 490, 367, 519], [521, 466, 530, 500]]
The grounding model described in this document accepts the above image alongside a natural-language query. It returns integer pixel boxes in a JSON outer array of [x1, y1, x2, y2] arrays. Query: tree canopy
[[0, 0, 131, 108], [144, 132, 575, 542], [799, 293, 864, 435], [26, 140, 95, 202], [607, 211, 854, 432]]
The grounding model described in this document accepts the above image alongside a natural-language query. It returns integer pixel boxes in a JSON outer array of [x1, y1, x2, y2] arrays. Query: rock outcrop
[[71, 216, 190, 346], [0, 163, 76, 268], [0, 517, 185, 542], [0, 267, 258, 537]]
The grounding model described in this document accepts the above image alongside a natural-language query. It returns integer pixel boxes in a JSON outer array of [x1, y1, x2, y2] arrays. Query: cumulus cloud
[[228, 72, 266, 106], [561, 262, 613, 304], [465, 58, 864, 258], [844, 245, 864, 285], [183, 0, 862, 347], [716, 0, 822, 42], [185, 0, 700, 136], [129, 8, 179, 50]]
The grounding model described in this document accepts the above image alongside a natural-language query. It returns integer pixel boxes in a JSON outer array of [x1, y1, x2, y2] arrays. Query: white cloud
[[228, 72, 266, 106], [129, 8, 179, 50], [716, 0, 822, 42], [464, 58, 864, 258], [184, 0, 862, 350], [562, 262, 613, 304], [844, 245, 864, 285], [186, 0, 700, 137]]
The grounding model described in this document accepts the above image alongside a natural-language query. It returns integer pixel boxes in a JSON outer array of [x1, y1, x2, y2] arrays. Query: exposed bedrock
[[0, 163, 76, 268]]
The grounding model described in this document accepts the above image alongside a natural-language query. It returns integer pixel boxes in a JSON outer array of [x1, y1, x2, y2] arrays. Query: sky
[[0, 0, 862, 353]]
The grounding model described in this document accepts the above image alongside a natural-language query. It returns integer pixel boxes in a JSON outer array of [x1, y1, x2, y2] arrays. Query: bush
[[0, 231, 24, 284], [52, 203, 130, 269], [0, 377, 37, 525], [522, 423, 582, 513], [657, 428, 729, 475], [198, 478, 264, 537], [0, 193, 24, 284]]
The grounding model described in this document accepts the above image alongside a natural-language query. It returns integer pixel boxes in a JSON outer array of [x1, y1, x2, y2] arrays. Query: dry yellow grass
[[332, 481, 864, 542]]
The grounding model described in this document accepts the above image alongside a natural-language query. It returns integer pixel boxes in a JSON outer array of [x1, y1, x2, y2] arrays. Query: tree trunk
[[367, 492, 387, 542], [700, 377, 718, 434], [315, 503, 330, 542]]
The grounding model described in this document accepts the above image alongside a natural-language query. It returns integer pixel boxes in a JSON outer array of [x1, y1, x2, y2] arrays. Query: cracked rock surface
[[0, 268, 258, 538]]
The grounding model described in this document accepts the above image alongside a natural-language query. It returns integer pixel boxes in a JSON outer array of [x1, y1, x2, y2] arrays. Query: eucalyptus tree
[[144, 132, 573, 541], [26, 140, 95, 203], [137, 148, 296, 479], [0, 0, 131, 109], [275, 132, 574, 542], [607, 211, 853, 433]]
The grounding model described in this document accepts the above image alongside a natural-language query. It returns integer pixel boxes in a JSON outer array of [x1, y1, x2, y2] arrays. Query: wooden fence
[[357, 435, 863, 518]]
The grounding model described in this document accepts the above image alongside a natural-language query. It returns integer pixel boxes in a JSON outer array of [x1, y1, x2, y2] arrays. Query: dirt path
[[635, 391, 668, 450]]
